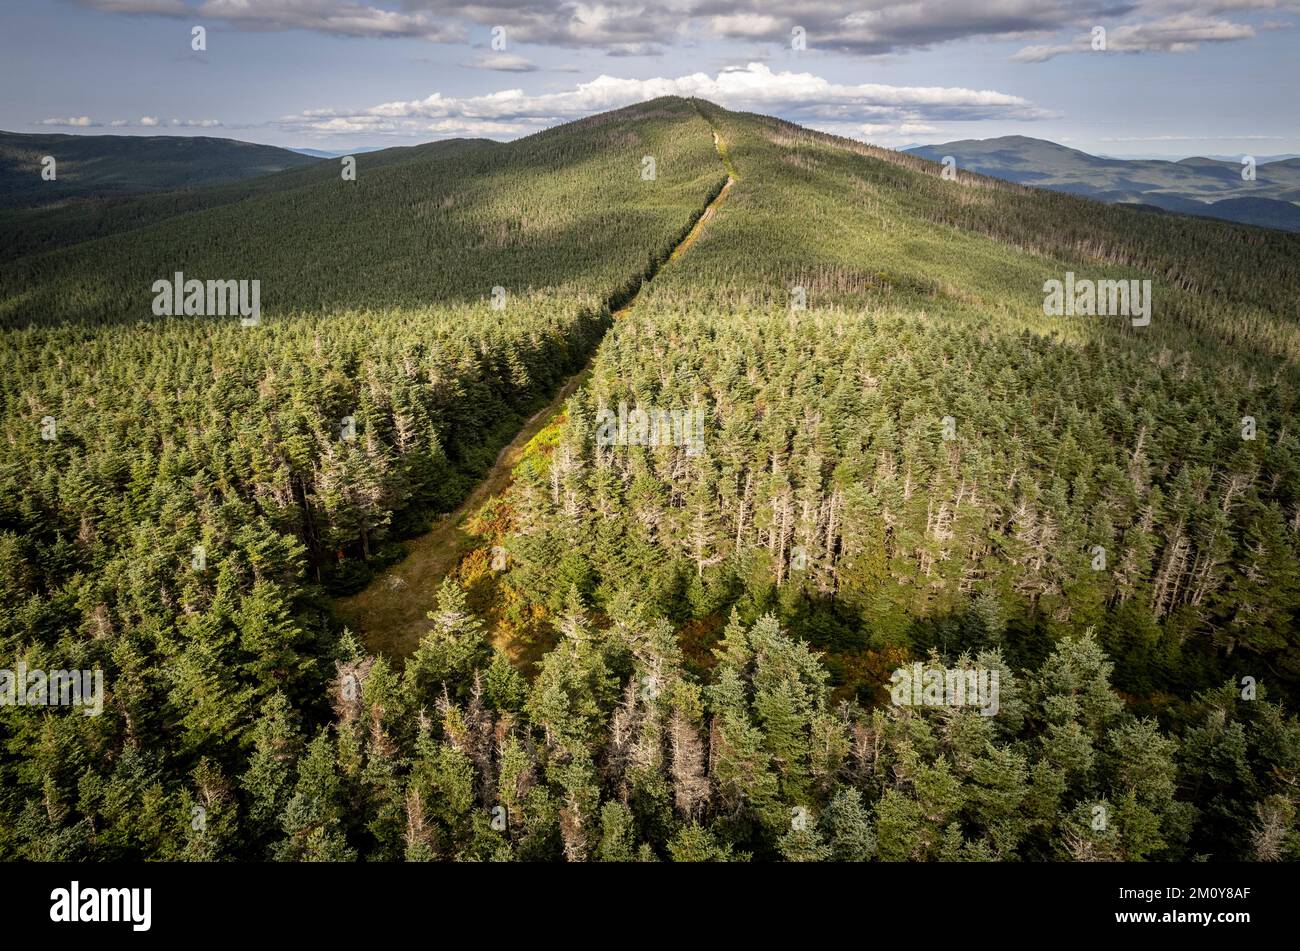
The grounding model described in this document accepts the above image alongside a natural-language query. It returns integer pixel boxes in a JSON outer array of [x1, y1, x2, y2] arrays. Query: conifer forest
[[2, 4, 1298, 883]]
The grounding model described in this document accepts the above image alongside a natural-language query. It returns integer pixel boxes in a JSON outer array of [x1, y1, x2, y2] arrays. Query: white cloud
[[707, 14, 784, 38], [80, 0, 188, 12], [36, 116, 98, 127], [280, 62, 1046, 140], [75, 0, 1295, 57], [854, 121, 939, 144], [1013, 14, 1258, 61], [73, 0, 1296, 81], [79, 0, 1080, 52], [36, 115, 220, 129], [462, 53, 539, 72], [861, 121, 943, 139], [77, 0, 463, 41]]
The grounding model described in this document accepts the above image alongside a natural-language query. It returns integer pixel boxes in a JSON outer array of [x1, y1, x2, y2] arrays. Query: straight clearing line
[[671, 173, 733, 261], [332, 123, 737, 659], [331, 364, 592, 658]]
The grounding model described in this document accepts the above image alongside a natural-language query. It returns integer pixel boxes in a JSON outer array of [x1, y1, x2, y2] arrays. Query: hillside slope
[[0, 130, 319, 210], [1, 98, 1298, 864], [0, 101, 725, 327], [0, 138, 497, 260], [325, 98, 1298, 862], [488, 98, 1300, 699]]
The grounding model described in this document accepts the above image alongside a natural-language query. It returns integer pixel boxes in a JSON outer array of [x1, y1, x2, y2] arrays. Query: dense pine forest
[[1, 98, 1297, 862]]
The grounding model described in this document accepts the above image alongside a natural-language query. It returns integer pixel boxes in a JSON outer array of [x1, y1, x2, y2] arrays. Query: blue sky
[[3, 1, 1297, 157]]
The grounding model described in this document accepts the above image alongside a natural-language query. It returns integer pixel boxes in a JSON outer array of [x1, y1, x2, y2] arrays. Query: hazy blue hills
[[905, 135, 1300, 231]]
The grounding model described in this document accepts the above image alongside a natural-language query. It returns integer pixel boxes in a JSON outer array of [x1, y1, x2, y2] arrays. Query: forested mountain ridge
[[518, 100, 1300, 689], [0, 137, 498, 260], [0, 130, 319, 211], [433, 100, 1300, 860], [1, 98, 1297, 862], [0, 102, 724, 327]]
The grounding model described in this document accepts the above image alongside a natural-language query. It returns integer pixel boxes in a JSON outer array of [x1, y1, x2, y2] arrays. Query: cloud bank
[[76, 0, 1293, 59], [278, 62, 1048, 140]]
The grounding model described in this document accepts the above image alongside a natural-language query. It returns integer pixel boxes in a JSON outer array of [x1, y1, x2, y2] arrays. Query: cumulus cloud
[[76, 0, 1295, 60], [75, 0, 1091, 52], [859, 121, 941, 137], [462, 53, 539, 72], [74, 0, 1290, 55], [76, 0, 463, 41], [277, 62, 1046, 140], [1012, 14, 1258, 61], [38, 115, 220, 129], [79, 0, 188, 12]]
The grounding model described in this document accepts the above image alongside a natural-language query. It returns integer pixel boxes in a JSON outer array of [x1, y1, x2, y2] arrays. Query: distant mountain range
[[0, 131, 318, 210], [10, 127, 1297, 232], [1097, 152, 1300, 163], [289, 146, 387, 159], [904, 136, 1300, 231]]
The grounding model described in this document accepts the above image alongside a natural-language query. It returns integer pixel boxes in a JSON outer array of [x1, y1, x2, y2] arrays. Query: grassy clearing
[[331, 365, 592, 658]]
